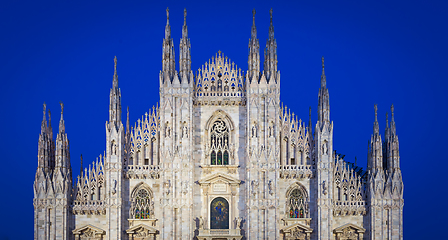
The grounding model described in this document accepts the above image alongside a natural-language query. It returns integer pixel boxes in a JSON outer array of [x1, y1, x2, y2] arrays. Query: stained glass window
[[130, 188, 153, 219], [210, 119, 229, 165], [210, 197, 229, 229], [289, 189, 306, 218]]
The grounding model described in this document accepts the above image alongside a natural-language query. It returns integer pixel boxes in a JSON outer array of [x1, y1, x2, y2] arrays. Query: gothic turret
[[367, 104, 386, 203], [34, 103, 54, 200], [314, 57, 334, 240], [317, 57, 330, 128], [384, 105, 403, 198], [109, 56, 122, 129], [162, 7, 176, 83], [105, 55, 125, 239], [248, 9, 260, 83], [179, 8, 191, 84], [263, 9, 277, 83], [53, 102, 71, 190]]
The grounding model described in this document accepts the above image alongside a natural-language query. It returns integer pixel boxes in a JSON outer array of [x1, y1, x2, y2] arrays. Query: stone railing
[[279, 165, 314, 179], [125, 165, 161, 179], [197, 229, 242, 240], [72, 200, 107, 215], [333, 201, 367, 216]]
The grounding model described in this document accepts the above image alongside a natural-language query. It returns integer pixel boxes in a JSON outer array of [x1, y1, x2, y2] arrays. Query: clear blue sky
[[0, 0, 446, 239]]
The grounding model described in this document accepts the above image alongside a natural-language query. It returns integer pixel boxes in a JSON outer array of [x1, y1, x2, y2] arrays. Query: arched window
[[210, 197, 229, 229], [288, 188, 307, 218], [210, 119, 229, 165], [130, 187, 154, 219]]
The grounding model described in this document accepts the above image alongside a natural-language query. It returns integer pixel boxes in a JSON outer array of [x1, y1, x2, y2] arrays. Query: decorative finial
[[270, 8, 273, 24], [184, 8, 187, 25], [391, 104, 394, 117], [374, 104, 378, 122], [322, 56, 325, 69], [114, 56, 117, 73], [166, 7, 170, 24], [80, 154, 83, 176], [252, 9, 256, 25], [60, 101, 64, 116]]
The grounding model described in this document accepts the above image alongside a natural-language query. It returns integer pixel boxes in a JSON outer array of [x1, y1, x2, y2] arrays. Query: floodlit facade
[[33, 8, 404, 240]]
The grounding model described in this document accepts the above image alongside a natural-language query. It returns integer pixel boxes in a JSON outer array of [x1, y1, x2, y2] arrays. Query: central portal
[[210, 197, 229, 229]]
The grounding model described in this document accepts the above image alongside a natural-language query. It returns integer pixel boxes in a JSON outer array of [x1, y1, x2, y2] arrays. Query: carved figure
[[182, 125, 188, 138], [199, 216, 204, 229], [112, 179, 117, 195], [236, 217, 242, 229], [268, 180, 274, 195]]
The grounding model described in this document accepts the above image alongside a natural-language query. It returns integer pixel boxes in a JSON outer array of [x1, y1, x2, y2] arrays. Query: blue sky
[[0, 0, 446, 239]]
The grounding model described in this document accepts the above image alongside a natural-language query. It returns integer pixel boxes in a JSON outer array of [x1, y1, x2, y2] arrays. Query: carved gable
[[281, 222, 313, 240], [333, 223, 365, 240], [126, 223, 159, 240], [72, 225, 105, 240]]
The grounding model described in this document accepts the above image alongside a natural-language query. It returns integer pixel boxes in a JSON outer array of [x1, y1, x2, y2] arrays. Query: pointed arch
[[205, 110, 235, 131], [130, 183, 154, 219], [286, 182, 309, 218]]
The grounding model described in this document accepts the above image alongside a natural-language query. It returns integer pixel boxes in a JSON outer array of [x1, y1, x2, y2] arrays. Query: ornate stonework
[[33, 8, 403, 240]]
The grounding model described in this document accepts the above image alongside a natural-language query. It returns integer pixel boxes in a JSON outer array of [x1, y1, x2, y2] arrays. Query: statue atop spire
[[166, 7, 170, 25]]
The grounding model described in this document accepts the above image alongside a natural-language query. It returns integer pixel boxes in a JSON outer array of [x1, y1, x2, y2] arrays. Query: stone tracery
[[130, 184, 154, 219], [210, 119, 230, 165]]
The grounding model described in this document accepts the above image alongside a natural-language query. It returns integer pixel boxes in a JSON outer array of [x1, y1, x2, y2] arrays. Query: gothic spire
[[308, 106, 313, 136], [182, 8, 188, 38], [179, 8, 191, 82], [368, 104, 383, 172], [248, 9, 260, 82], [109, 56, 122, 126], [55, 102, 70, 173], [251, 9, 257, 39], [80, 154, 83, 178], [390, 104, 396, 136], [126, 106, 130, 135], [373, 104, 379, 135], [385, 112, 390, 139], [162, 7, 176, 82], [165, 7, 171, 39], [317, 57, 330, 125], [59, 101, 65, 133], [41, 103, 47, 133], [321, 56, 326, 88], [264, 8, 278, 82]]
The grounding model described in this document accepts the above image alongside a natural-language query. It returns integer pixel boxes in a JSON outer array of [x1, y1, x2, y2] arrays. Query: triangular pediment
[[333, 223, 365, 233], [281, 222, 313, 233], [198, 172, 241, 185], [72, 224, 105, 235], [126, 223, 158, 234]]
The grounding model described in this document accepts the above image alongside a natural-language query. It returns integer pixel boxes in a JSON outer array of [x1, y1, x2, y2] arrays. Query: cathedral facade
[[33, 9, 404, 240]]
